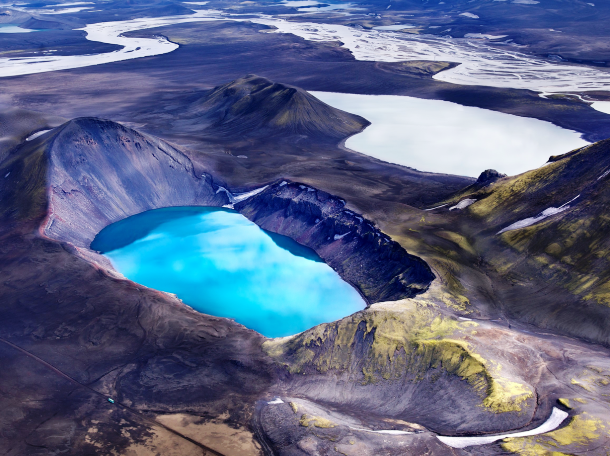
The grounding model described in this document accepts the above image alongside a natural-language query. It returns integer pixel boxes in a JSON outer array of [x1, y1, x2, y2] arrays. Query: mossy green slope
[[264, 300, 533, 415], [410, 138, 610, 345]]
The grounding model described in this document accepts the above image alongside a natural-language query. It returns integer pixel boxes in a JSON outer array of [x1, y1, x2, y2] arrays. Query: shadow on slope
[[169, 74, 370, 142]]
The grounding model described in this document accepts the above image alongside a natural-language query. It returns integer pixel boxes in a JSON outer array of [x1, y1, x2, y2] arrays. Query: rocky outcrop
[[475, 169, 506, 187], [236, 181, 435, 303]]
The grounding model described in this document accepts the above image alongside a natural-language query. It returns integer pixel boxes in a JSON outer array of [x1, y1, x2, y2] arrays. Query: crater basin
[[91, 207, 366, 338]]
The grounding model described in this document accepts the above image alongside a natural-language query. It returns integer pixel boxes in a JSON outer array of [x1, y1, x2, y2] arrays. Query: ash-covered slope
[[0, 117, 227, 247], [179, 74, 370, 141], [0, 108, 65, 161]]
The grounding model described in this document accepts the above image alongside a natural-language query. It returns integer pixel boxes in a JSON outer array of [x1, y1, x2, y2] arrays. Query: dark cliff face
[[236, 181, 435, 303], [178, 74, 371, 141]]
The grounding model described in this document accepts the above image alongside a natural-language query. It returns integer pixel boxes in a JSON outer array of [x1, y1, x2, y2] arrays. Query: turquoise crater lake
[[91, 207, 366, 338]]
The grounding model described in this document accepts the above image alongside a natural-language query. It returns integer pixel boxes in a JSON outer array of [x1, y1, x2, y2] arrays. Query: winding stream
[[2, 8, 610, 99], [0, 10, 222, 77]]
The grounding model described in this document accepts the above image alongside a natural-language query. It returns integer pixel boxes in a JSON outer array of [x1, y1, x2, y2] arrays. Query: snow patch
[[464, 33, 507, 40], [437, 407, 568, 448], [350, 427, 413, 435], [498, 195, 580, 234], [25, 129, 50, 141], [232, 186, 269, 204], [267, 398, 284, 405], [334, 232, 349, 240], [459, 12, 479, 18], [598, 169, 610, 181], [449, 199, 477, 210], [424, 204, 448, 211], [216, 185, 268, 204]]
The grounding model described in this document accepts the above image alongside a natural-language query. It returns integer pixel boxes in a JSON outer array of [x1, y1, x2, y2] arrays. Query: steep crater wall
[[0, 117, 434, 305]]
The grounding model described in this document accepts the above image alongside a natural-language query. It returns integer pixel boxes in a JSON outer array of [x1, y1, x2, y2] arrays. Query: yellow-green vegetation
[[569, 366, 610, 393], [289, 402, 298, 414], [299, 414, 336, 428], [502, 413, 608, 454], [263, 301, 532, 413], [558, 398, 571, 409], [570, 378, 593, 392], [437, 139, 610, 318], [389, 231, 472, 312], [468, 158, 568, 222], [436, 231, 478, 257]]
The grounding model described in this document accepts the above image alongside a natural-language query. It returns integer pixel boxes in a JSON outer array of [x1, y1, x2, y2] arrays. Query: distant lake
[[0, 24, 37, 33], [313, 92, 589, 177], [92, 207, 365, 338]]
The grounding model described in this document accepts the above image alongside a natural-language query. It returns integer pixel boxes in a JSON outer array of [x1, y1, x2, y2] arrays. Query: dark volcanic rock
[[236, 181, 435, 303], [0, 232, 275, 455], [178, 74, 370, 141], [475, 169, 506, 187]]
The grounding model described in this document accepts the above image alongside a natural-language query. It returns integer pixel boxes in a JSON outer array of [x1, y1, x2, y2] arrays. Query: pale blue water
[[0, 24, 38, 33], [92, 207, 365, 338]]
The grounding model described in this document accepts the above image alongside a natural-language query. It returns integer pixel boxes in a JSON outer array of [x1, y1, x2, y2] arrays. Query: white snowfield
[[437, 407, 569, 449], [450, 199, 477, 210], [497, 195, 580, 234], [349, 427, 413, 435], [25, 129, 51, 141]]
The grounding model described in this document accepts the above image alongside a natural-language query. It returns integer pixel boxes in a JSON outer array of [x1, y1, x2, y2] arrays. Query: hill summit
[[185, 74, 370, 141]]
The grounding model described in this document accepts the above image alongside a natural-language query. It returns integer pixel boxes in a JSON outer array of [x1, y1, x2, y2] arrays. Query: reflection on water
[[92, 207, 365, 338], [313, 91, 588, 177]]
